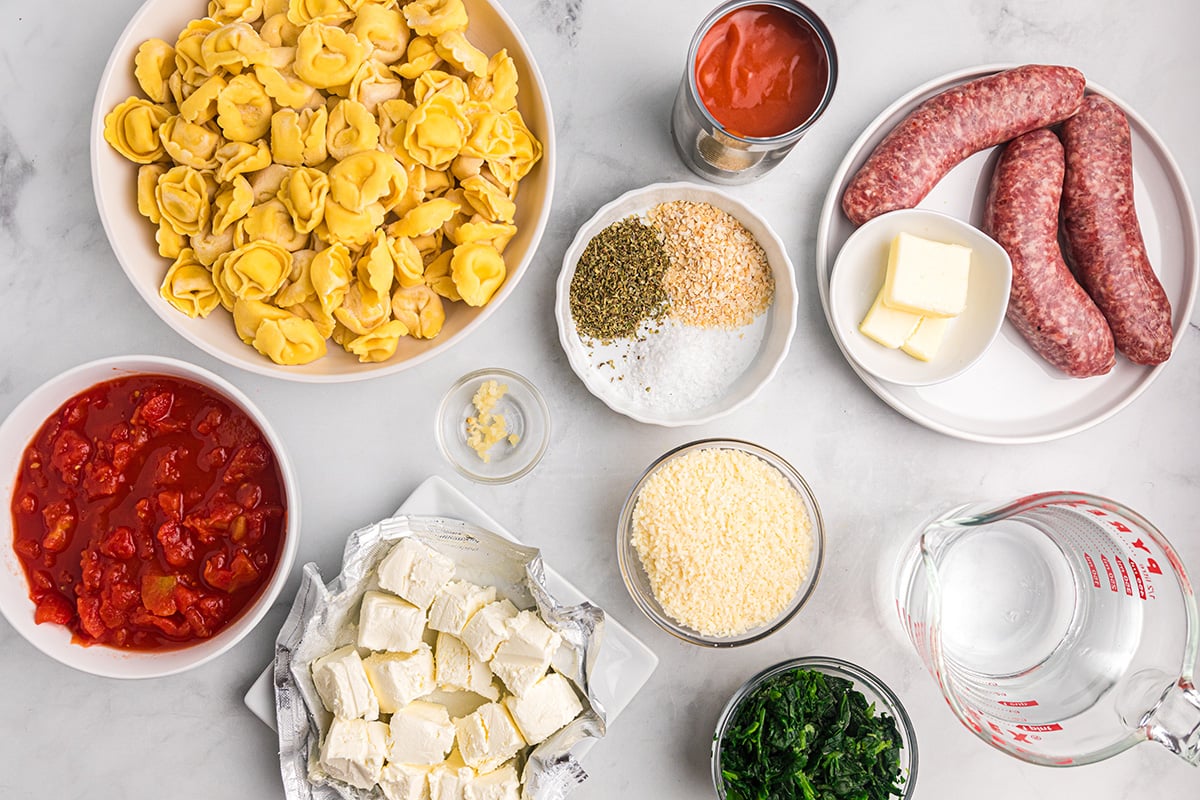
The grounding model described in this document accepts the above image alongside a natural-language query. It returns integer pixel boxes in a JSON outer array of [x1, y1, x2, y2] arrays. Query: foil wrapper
[[275, 515, 608, 800]]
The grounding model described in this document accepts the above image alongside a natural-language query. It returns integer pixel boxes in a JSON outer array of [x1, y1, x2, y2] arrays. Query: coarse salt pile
[[630, 447, 814, 637]]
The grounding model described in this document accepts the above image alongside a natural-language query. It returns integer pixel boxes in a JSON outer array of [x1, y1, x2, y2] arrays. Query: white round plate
[[816, 64, 1199, 444], [555, 182, 799, 427], [90, 0, 554, 383]]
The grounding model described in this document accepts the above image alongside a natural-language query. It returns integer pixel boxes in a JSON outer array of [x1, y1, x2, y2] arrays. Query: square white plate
[[244, 475, 659, 750]]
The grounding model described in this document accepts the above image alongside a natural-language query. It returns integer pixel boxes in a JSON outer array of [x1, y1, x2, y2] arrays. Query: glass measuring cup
[[895, 492, 1199, 766]]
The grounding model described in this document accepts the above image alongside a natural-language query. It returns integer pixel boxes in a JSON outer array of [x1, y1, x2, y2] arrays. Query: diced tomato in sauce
[[9, 375, 286, 650]]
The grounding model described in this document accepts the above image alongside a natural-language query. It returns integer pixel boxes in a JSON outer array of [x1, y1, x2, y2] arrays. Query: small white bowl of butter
[[829, 209, 1012, 386]]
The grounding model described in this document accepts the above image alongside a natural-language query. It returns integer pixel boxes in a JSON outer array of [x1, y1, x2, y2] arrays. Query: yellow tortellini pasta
[[105, 0, 542, 366], [161, 249, 222, 318], [450, 242, 505, 307], [134, 39, 176, 105]]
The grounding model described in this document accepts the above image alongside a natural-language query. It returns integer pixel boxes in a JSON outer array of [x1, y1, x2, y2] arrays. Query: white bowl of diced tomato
[[0, 355, 299, 678]]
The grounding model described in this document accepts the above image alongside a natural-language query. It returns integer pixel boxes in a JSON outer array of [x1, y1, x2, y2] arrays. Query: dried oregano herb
[[569, 216, 669, 341]]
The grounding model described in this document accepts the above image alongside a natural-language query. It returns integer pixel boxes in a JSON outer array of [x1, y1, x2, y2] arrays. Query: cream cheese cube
[[312, 644, 380, 721], [460, 599, 519, 663], [358, 590, 427, 653], [388, 700, 456, 765], [453, 702, 526, 773], [490, 611, 561, 697], [882, 231, 971, 317], [363, 644, 436, 713], [428, 757, 475, 800], [859, 287, 923, 349], [377, 537, 456, 609], [379, 763, 432, 800], [436, 632, 500, 700], [503, 672, 584, 745], [429, 581, 497, 636], [463, 763, 520, 800], [319, 717, 389, 790], [901, 315, 952, 361]]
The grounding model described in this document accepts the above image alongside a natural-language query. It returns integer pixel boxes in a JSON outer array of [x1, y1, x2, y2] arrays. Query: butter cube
[[902, 315, 952, 361], [363, 644, 436, 713], [358, 590, 427, 653], [379, 763, 431, 800], [428, 754, 475, 800], [490, 611, 561, 697], [319, 717, 390, 790], [312, 644, 380, 721], [460, 599, 519, 663], [429, 581, 497, 637], [503, 671, 584, 745], [453, 702, 526, 773], [463, 763, 520, 800], [882, 232, 971, 317], [859, 287, 922, 348], [377, 537, 456, 609], [389, 700, 456, 765], [436, 632, 500, 700]]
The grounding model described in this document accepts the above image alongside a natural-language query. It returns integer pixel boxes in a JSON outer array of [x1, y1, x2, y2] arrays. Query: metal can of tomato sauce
[[670, 0, 838, 184]]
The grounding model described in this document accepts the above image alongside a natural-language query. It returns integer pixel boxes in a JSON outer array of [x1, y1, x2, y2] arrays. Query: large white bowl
[[555, 182, 799, 426], [0, 355, 300, 678], [90, 0, 555, 383]]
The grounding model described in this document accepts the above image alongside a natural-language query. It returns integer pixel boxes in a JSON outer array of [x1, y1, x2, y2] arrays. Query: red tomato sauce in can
[[10, 375, 286, 650], [694, 4, 831, 139]]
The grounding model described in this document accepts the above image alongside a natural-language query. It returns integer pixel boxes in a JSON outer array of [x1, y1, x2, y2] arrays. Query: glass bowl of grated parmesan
[[617, 439, 824, 646]]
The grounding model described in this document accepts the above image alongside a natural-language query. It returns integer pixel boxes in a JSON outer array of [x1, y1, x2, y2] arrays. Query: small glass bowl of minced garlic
[[436, 368, 551, 484]]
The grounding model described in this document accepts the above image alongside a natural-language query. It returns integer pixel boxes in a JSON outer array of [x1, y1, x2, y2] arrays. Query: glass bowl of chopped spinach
[[713, 657, 917, 800]]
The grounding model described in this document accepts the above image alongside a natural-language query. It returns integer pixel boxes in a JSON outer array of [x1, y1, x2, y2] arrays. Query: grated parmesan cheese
[[630, 447, 813, 637]]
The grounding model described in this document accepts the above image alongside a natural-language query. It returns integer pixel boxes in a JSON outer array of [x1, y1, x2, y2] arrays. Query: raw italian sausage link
[[983, 129, 1115, 378], [1060, 94, 1173, 365], [842, 65, 1086, 226]]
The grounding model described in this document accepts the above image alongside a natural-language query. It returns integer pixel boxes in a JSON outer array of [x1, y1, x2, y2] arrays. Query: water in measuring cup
[[933, 517, 1144, 724]]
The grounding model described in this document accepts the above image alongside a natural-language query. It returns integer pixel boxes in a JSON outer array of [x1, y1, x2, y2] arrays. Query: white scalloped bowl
[[90, 0, 555, 382]]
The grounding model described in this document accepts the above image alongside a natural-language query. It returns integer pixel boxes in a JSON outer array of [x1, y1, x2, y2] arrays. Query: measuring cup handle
[[1147, 680, 1200, 766]]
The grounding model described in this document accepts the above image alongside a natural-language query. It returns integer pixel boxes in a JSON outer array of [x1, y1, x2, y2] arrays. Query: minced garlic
[[465, 380, 519, 463]]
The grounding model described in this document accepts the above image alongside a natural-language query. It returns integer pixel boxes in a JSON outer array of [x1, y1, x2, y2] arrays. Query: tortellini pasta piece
[[254, 314, 328, 365], [390, 234, 424, 287], [233, 297, 292, 343], [451, 218, 516, 253], [191, 222, 237, 266], [104, 97, 171, 164], [175, 18, 221, 84], [460, 174, 515, 223], [179, 74, 228, 125], [333, 279, 390, 334], [327, 149, 406, 212], [287, 0, 355, 26], [260, 13, 302, 47], [156, 220, 188, 259], [391, 196, 458, 238], [434, 30, 487, 79], [271, 106, 328, 166], [422, 249, 460, 301], [210, 0, 266, 24], [412, 70, 468, 106], [311, 242, 354, 314], [293, 22, 367, 89], [356, 231, 395, 296], [256, 63, 320, 109], [217, 74, 274, 142], [200, 22, 269, 74], [352, 4, 409, 64], [161, 249, 222, 318], [402, 0, 468, 37], [450, 242, 505, 306], [349, 61, 406, 114], [216, 139, 273, 183], [402, 94, 468, 170], [134, 39, 176, 105], [390, 284, 444, 338], [160, 117, 224, 170], [486, 110, 542, 186], [468, 49, 519, 112], [393, 36, 442, 80], [236, 198, 310, 251], [284, 297, 336, 338], [137, 164, 168, 223], [216, 239, 293, 300], [322, 198, 385, 248], [344, 319, 408, 362], [278, 166, 329, 233], [213, 174, 254, 235], [156, 165, 212, 236], [248, 163, 293, 203], [460, 110, 514, 162], [326, 99, 381, 160], [275, 248, 318, 307]]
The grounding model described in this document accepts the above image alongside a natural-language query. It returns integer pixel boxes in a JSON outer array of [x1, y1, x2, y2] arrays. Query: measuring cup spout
[[1146, 680, 1200, 766]]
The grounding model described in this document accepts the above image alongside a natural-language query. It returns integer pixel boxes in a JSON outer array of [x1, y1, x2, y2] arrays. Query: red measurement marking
[[1147, 557, 1163, 576], [1115, 557, 1133, 596], [1130, 537, 1151, 554], [1084, 553, 1101, 588], [1100, 554, 1119, 593], [1109, 520, 1132, 533], [1129, 559, 1146, 600], [998, 699, 1039, 707], [1016, 723, 1063, 732]]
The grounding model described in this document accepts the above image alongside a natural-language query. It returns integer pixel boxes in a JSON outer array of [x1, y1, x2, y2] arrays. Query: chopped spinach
[[718, 668, 906, 800]]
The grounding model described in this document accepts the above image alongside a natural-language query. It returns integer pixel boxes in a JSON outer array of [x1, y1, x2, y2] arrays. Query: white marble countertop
[[1, 0, 1198, 797]]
